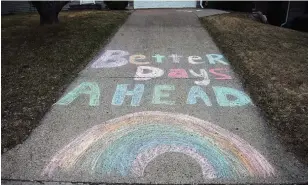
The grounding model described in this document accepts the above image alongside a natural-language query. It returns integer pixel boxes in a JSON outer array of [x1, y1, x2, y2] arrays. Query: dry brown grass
[[1, 10, 130, 152], [201, 13, 308, 164]]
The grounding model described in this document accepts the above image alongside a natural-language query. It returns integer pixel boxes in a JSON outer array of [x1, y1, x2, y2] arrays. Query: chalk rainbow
[[43, 111, 275, 179]]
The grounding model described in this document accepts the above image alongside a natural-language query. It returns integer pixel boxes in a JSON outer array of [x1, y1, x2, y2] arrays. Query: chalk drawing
[[91, 50, 129, 68], [43, 111, 275, 179], [129, 54, 149, 65], [176, 10, 193, 13], [209, 68, 232, 80], [133, 145, 215, 178], [152, 85, 175, 105], [55, 82, 253, 107], [187, 86, 212, 106], [134, 66, 164, 81], [213, 86, 252, 107], [55, 82, 100, 106], [152, 54, 165, 63], [168, 69, 188, 78], [90, 52, 230, 68], [112, 84, 144, 106], [206, 54, 229, 65], [169, 54, 182, 63], [188, 56, 204, 64], [189, 69, 210, 86]]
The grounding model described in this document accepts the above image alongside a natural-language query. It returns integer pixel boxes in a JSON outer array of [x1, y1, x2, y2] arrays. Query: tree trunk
[[31, 1, 69, 25]]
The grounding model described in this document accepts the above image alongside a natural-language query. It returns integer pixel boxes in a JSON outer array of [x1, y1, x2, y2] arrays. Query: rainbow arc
[[43, 111, 275, 179]]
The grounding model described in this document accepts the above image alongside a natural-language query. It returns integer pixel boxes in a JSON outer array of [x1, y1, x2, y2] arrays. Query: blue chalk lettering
[[112, 84, 144, 106], [213, 86, 252, 107], [206, 54, 229, 65], [187, 86, 212, 106]]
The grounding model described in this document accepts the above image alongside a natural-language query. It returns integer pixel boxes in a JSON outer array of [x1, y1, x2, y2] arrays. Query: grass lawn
[[200, 13, 308, 164], [1, 10, 130, 152]]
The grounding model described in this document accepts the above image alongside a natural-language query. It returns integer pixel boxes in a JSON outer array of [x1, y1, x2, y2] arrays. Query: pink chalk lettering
[[209, 68, 232, 80], [168, 69, 188, 78]]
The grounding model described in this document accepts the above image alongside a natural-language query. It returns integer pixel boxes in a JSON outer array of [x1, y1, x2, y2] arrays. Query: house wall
[[1, 1, 38, 14], [208, 1, 253, 12], [288, 1, 308, 22], [255, 1, 308, 26], [1, 1, 105, 15]]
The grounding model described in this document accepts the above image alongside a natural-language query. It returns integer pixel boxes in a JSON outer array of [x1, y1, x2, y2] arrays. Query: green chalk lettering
[[152, 85, 175, 105], [55, 82, 100, 106], [152, 54, 165, 63]]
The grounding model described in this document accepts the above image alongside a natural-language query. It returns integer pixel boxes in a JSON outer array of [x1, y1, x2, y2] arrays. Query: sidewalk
[[2, 9, 308, 184]]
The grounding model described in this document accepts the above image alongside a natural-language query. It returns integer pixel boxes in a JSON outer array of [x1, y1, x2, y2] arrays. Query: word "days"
[[91, 50, 229, 68], [134, 67, 231, 86], [55, 82, 252, 107]]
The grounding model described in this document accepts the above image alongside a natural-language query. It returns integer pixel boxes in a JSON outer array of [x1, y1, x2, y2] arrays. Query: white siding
[[134, 0, 196, 9]]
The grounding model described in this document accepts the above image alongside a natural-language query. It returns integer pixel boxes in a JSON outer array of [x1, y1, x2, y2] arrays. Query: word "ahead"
[[56, 83, 252, 107]]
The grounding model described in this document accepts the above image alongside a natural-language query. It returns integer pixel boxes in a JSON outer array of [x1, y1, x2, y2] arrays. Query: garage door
[[134, 0, 196, 9]]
